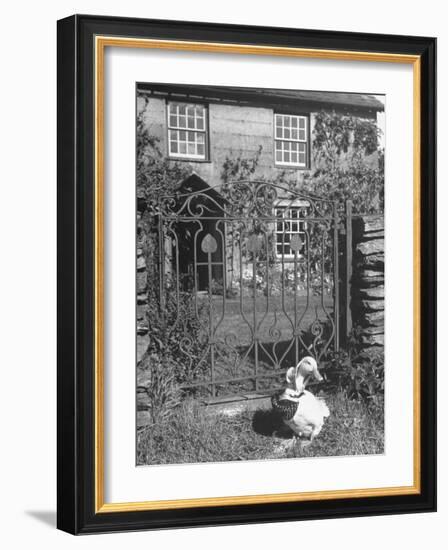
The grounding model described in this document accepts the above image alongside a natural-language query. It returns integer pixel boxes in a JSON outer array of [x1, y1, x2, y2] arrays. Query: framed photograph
[[57, 14, 436, 534]]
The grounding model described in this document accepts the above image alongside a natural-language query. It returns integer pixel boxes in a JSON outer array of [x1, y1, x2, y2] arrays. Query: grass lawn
[[200, 293, 333, 348], [137, 391, 384, 466]]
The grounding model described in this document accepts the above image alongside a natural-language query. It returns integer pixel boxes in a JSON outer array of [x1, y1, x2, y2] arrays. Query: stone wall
[[136, 208, 150, 364], [350, 215, 385, 348]]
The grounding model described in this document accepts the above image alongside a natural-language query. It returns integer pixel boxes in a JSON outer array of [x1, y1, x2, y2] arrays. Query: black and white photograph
[[0, 0, 440, 543], [136, 83, 385, 466]]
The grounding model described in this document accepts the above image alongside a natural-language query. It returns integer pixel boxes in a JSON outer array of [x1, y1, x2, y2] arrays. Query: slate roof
[[137, 83, 384, 113]]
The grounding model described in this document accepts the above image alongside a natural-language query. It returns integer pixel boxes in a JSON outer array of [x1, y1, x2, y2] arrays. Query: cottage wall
[[137, 95, 316, 188], [137, 94, 379, 191]]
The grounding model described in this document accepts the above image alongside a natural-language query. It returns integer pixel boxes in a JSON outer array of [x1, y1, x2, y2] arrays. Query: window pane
[[291, 117, 297, 128], [275, 205, 306, 257], [284, 116, 290, 127], [168, 103, 207, 158], [298, 117, 305, 129], [284, 128, 290, 139], [284, 152, 290, 162], [291, 129, 298, 140], [299, 129, 306, 141]]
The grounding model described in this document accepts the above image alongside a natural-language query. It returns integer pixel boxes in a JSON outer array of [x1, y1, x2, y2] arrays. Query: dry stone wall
[[350, 215, 385, 348]]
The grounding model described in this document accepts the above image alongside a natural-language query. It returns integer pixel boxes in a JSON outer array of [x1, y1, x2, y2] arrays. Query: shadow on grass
[[251, 408, 293, 439]]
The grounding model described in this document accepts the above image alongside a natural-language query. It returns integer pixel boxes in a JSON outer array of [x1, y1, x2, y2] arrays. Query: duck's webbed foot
[[272, 434, 299, 455], [299, 431, 315, 449]]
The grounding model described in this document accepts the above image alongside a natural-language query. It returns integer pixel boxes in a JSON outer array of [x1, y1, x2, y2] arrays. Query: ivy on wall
[[137, 99, 191, 208], [304, 111, 384, 214]]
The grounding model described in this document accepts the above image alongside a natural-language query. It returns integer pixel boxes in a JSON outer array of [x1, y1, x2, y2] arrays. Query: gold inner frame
[[94, 36, 421, 514]]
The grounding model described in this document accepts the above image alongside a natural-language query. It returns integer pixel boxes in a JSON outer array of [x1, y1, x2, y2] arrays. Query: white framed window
[[274, 114, 308, 167], [167, 102, 208, 160], [274, 205, 306, 259]]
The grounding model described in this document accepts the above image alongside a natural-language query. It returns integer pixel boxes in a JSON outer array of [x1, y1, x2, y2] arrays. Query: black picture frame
[[57, 14, 436, 535]]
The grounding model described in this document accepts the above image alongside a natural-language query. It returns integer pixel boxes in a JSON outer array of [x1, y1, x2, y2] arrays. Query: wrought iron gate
[[155, 180, 343, 398]]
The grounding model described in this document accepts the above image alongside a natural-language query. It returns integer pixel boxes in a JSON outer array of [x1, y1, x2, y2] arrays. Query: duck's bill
[[313, 369, 324, 382]]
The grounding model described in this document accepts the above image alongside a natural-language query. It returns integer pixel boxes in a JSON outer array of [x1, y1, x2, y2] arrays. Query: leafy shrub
[[136, 276, 212, 424], [302, 110, 384, 215], [145, 285, 209, 384], [325, 345, 384, 407], [301, 163, 384, 215]]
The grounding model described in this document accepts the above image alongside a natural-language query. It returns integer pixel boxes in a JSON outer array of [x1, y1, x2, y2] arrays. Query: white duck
[[271, 357, 330, 445]]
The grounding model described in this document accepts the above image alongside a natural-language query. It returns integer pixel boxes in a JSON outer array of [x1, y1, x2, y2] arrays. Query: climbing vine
[[303, 110, 384, 214], [137, 98, 192, 208]]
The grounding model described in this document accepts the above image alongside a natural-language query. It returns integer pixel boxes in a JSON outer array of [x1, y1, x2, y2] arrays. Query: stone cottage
[[137, 83, 383, 291], [136, 83, 383, 185], [138, 85, 386, 364]]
